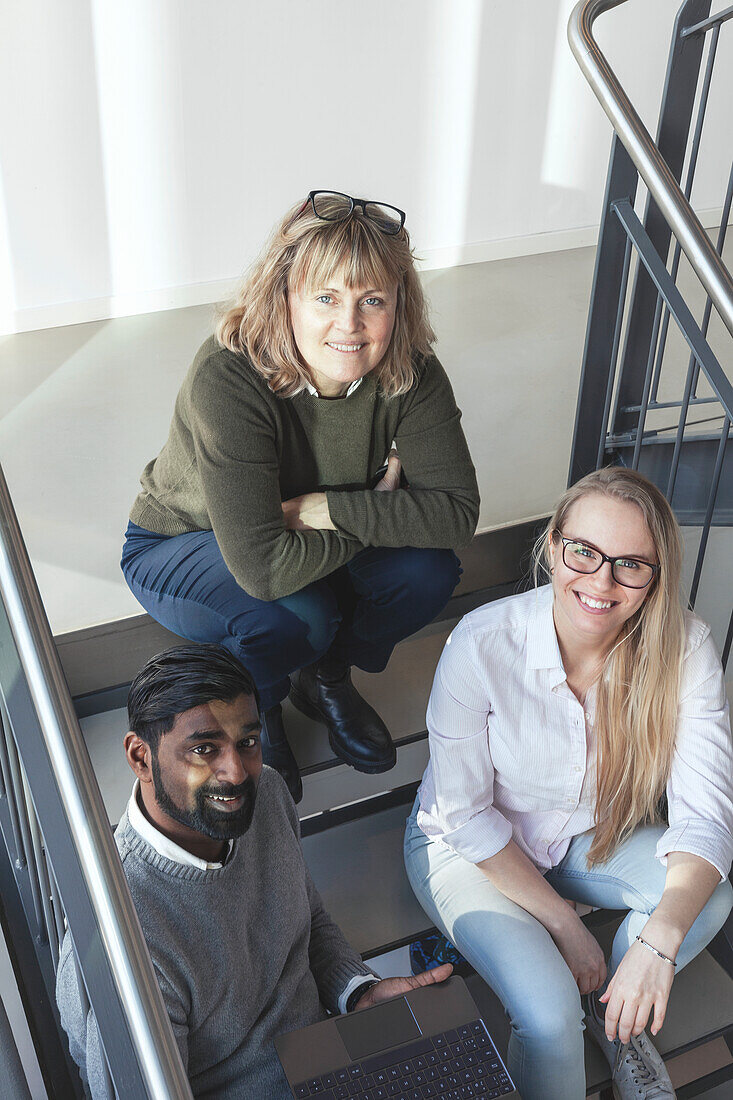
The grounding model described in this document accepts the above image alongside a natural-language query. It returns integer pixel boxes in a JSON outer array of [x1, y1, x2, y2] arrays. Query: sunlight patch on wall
[[0, 169, 16, 333], [414, 0, 483, 263], [90, 0, 190, 311], [540, 0, 606, 195]]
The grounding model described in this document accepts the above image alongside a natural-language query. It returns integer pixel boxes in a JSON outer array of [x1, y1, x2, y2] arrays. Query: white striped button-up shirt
[[417, 584, 733, 880]]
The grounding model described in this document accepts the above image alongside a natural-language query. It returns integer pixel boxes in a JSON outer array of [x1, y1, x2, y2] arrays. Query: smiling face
[[549, 492, 658, 653], [288, 274, 397, 397], [126, 693, 262, 859]]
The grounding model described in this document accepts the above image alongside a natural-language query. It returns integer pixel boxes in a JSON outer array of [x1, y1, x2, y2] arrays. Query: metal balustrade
[[568, 4, 733, 1093], [569, 0, 733, 669], [0, 462, 193, 1100]]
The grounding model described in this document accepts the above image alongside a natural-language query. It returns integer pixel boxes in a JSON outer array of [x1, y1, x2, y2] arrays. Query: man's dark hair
[[127, 644, 259, 751]]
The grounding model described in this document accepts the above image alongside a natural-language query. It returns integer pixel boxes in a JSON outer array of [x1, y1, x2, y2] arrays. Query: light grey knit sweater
[[56, 768, 374, 1098]]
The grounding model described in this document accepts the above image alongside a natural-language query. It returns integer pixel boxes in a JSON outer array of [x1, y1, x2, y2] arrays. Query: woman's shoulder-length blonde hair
[[533, 466, 686, 865], [216, 197, 436, 398]]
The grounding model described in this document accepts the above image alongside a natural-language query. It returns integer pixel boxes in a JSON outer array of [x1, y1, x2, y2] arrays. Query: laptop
[[275, 974, 519, 1099]]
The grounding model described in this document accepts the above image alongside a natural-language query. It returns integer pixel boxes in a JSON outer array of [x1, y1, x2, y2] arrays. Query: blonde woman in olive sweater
[[123, 191, 479, 803]]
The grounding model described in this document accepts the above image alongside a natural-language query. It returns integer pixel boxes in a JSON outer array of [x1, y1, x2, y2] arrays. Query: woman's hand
[[551, 910, 607, 995], [600, 939, 674, 1043], [281, 493, 336, 531], [374, 450, 401, 492], [281, 450, 400, 529], [476, 840, 605, 995], [599, 853, 720, 1043]]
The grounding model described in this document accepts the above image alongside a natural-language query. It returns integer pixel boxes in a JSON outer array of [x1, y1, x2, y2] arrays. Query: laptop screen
[[335, 996, 421, 1062]]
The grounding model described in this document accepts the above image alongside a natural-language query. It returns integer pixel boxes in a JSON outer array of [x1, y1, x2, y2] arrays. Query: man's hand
[[599, 939, 674, 1043], [281, 492, 336, 531], [374, 450, 401, 492], [354, 963, 453, 1011]]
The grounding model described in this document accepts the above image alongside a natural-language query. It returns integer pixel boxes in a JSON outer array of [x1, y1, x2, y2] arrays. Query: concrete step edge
[[63, 518, 546, 700]]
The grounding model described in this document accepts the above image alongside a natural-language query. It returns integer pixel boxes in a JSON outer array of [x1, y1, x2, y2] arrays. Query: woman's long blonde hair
[[534, 468, 685, 864], [216, 197, 436, 397]]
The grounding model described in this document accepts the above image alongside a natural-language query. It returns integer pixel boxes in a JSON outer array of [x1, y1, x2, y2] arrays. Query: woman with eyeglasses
[[121, 191, 479, 803], [404, 467, 732, 1100]]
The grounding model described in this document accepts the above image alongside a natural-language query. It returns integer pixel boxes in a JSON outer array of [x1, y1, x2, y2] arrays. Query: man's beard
[[150, 753, 258, 840]]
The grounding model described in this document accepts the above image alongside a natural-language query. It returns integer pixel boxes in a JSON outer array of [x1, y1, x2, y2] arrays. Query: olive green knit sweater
[[130, 337, 479, 602]]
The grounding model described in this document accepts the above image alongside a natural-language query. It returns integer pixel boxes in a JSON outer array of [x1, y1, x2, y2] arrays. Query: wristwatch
[[346, 978, 380, 1013]]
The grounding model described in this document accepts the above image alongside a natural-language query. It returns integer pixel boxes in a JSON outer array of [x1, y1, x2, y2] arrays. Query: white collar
[[126, 779, 232, 870], [525, 584, 567, 689], [304, 377, 363, 398]]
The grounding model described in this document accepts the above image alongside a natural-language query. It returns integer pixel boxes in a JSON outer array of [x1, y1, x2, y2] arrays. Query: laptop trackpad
[[335, 996, 420, 1061]]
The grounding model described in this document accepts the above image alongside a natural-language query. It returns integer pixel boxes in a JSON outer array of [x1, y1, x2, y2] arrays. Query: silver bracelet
[[635, 934, 677, 968]]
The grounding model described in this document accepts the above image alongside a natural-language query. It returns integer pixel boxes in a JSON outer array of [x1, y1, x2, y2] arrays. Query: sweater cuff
[[338, 973, 381, 1015], [318, 958, 376, 1015]]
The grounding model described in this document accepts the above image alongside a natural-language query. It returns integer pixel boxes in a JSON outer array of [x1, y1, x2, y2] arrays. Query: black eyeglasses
[[299, 190, 406, 235], [555, 533, 659, 589]]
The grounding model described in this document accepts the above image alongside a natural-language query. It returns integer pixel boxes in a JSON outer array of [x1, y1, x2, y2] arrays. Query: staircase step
[[289, 624, 448, 772], [76, 527, 732, 830], [62, 519, 545, 702], [302, 798, 426, 959]]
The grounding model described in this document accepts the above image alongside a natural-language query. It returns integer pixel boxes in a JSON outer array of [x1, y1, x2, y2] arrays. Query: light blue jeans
[[404, 799, 732, 1100]]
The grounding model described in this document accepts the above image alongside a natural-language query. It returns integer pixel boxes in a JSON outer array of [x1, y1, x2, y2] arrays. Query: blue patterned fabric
[[409, 932, 473, 977]]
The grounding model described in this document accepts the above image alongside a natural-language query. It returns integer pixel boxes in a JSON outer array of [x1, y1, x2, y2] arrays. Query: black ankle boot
[[289, 663, 396, 774], [260, 704, 302, 803]]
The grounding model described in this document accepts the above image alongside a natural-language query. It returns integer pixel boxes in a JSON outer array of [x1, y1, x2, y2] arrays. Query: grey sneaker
[[583, 993, 676, 1098]]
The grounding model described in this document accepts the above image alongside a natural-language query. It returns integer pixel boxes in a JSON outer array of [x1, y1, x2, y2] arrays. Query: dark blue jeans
[[121, 523, 461, 710]]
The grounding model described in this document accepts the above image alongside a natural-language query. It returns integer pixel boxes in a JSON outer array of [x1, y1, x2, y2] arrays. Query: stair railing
[[0, 460, 193, 1099], [568, 0, 733, 335], [568, 0, 733, 669]]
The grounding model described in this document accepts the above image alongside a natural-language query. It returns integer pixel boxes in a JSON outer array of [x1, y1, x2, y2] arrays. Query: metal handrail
[[0, 462, 192, 1100], [568, 0, 733, 337]]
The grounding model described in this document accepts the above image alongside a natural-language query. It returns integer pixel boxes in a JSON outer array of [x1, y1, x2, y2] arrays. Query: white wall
[[0, 0, 731, 333]]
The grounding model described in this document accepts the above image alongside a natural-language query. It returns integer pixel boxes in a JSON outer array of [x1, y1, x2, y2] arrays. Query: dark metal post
[[611, 0, 711, 436], [568, 135, 638, 483], [0, 832, 82, 1099]]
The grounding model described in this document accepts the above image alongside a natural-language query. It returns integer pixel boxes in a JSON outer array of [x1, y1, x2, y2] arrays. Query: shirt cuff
[[656, 821, 733, 883], [338, 973, 381, 1015], [434, 806, 513, 865]]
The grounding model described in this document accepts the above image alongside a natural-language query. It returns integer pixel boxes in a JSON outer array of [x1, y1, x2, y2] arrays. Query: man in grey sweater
[[56, 644, 450, 1099]]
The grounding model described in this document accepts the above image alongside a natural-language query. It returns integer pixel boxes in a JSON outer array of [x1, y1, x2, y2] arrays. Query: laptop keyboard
[[292, 1020, 514, 1099]]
